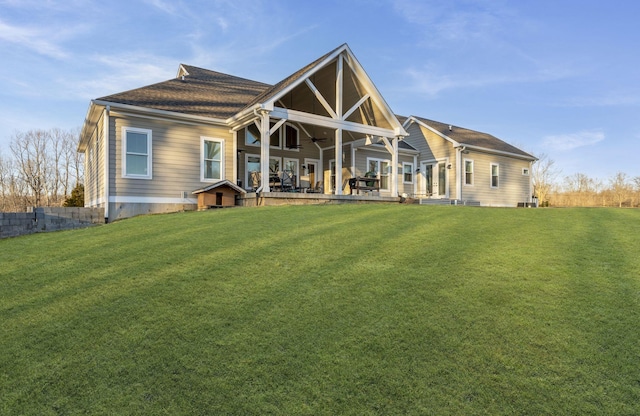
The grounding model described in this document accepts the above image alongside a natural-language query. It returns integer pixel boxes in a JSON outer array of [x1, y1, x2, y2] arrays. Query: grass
[[1, 205, 640, 415]]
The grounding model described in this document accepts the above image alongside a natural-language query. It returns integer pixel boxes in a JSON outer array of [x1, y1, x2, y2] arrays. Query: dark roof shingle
[[97, 64, 271, 120], [412, 116, 535, 159]]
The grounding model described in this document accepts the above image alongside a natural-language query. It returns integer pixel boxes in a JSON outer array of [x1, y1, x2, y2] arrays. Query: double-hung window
[[403, 162, 414, 184], [464, 159, 473, 185], [367, 158, 390, 190], [123, 127, 152, 179], [202, 137, 224, 182], [491, 163, 499, 188]]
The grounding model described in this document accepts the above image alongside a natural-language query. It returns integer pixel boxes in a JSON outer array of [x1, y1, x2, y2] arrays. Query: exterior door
[[304, 160, 319, 191], [422, 161, 447, 198]]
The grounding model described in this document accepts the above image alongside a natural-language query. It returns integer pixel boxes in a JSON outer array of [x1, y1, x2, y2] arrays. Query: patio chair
[[281, 170, 295, 191]]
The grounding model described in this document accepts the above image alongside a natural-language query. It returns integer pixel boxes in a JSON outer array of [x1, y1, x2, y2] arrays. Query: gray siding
[[403, 120, 532, 205], [109, 115, 234, 199], [461, 151, 531, 206], [403, 123, 458, 198], [84, 111, 105, 208]]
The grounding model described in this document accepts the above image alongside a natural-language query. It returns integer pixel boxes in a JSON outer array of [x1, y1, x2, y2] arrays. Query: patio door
[[304, 159, 319, 191], [421, 161, 447, 198]]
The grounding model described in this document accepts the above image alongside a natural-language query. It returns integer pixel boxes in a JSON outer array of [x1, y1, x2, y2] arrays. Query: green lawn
[[1, 205, 640, 415]]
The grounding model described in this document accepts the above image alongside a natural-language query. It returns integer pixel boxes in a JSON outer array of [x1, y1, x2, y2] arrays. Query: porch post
[[455, 147, 462, 200], [335, 128, 343, 195], [391, 136, 399, 197], [259, 109, 271, 192]]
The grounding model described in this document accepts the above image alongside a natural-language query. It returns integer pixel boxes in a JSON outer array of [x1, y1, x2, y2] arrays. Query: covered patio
[[228, 44, 408, 199]]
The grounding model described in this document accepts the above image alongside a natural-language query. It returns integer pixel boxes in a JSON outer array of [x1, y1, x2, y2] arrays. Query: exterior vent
[[181, 191, 188, 199]]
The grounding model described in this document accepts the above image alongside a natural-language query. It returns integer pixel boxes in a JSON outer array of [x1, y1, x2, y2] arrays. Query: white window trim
[[201, 137, 225, 183], [283, 157, 300, 187], [464, 158, 474, 186], [122, 127, 152, 180], [402, 162, 414, 184], [366, 157, 391, 191], [245, 123, 261, 147], [522, 167, 530, 176], [245, 153, 261, 190], [491, 163, 499, 188]]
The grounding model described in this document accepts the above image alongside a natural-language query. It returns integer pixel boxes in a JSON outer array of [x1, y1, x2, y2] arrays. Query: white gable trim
[[404, 116, 459, 146]]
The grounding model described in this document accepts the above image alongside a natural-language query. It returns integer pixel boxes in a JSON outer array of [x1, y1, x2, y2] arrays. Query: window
[[201, 137, 224, 182], [285, 124, 299, 149], [246, 122, 281, 147], [491, 163, 499, 188], [283, 158, 299, 188], [464, 159, 473, 185], [522, 167, 530, 176], [122, 127, 152, 179], [270, 125, 281, 147], [367, 158, 390, 190], [403, 163, 414, 183], [245, 123, 260, 146], [245, 154, 281, 190], [246, 154, 261, 189]]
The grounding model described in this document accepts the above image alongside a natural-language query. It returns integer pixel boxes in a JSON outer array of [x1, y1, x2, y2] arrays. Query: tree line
[[0, 128, 83, 212], [2, 130, 638, 210], [532, 154, 640, 208]]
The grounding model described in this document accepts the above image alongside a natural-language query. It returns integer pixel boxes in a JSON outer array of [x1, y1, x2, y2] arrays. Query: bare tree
[[0, 151, 9, 211], [10, 130, 50, 206], [610, 172, 632, 208], [531, 153, 560, 206]]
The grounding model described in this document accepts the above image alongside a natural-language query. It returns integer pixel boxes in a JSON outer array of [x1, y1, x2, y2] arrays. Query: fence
[[0, 207, 105, 239]]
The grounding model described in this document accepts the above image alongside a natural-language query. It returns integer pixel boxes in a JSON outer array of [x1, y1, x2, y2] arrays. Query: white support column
[[334, 53, 344, 195], [391, 136, 399, 197], [259, 109, 271, 192], [335, 128, 343, 195], [456, 147, 463, 200]]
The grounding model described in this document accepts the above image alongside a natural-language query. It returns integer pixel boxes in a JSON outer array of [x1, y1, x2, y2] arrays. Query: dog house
[[192, 180, 246, 209]]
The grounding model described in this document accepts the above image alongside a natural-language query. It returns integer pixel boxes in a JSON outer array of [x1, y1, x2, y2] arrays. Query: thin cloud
[[402, 64, 571, 97], [543, 130, 605, 151], [558, 93, 640, 108], [62, 53, 177, 99], [0, 18, 68, 59]]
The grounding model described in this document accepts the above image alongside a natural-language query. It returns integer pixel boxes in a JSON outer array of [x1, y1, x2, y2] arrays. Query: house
[[401, 116, 537, 206], [78, 44, 536, 222]]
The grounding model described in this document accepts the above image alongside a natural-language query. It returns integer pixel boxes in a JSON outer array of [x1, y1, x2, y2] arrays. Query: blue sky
[[1, 0, 639, 181]]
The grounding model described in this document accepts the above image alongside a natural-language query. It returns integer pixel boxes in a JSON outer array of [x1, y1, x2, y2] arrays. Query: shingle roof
[[411, 116, 536, 159], [97, 65, 271, 120]]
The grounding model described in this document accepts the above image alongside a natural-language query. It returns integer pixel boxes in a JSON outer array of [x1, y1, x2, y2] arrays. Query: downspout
[[529, 160, 534, 205], [103, 105, 110, 222], [455, 146, 465, 201]]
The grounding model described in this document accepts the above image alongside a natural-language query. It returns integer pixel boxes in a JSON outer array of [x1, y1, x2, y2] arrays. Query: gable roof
[[406, 116, 536, 160], [96, 65, 271, 120], [241, 45, 344, 111], [192, 179, 246, 195]]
